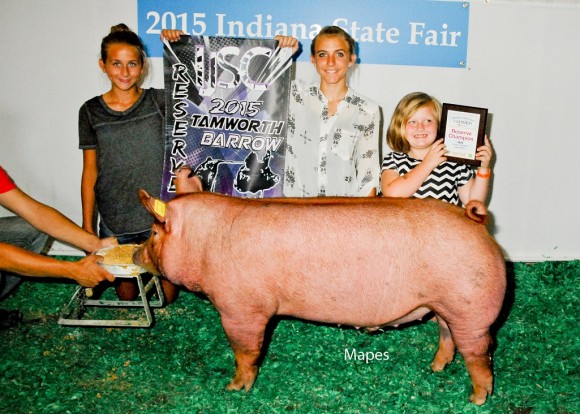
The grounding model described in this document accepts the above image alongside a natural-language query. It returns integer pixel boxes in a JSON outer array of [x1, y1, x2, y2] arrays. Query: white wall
[[1, 0, 578, 261]]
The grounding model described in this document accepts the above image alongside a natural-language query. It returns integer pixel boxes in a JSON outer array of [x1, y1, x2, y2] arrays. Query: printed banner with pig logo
[[160, 35, 294, 200]]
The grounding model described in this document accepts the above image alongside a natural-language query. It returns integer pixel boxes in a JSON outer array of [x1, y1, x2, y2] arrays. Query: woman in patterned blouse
[[276, 27, 381, 198], [380, 92, 493, 206]]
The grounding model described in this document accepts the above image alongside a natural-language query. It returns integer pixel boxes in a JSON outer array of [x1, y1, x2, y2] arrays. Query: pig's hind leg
[[450, 326, 494, 405], [430, 315, 456, 371], [221, 314, 269, 392]]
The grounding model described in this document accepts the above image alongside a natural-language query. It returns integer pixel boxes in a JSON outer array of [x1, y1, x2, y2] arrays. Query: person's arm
[[0, 242, 115, 286], [381, 162, 433, 198], [81, 149, 98, 235], [459, 135, 493, 204], [381, 140, 447, 198], [0, 187, 115, 253]]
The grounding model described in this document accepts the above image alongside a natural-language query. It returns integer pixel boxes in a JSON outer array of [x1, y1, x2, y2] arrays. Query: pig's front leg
[[220, 314, 270, 391]]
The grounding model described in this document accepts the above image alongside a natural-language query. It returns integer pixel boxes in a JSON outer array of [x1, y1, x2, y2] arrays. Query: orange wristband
[[477, 168, 491, 179]]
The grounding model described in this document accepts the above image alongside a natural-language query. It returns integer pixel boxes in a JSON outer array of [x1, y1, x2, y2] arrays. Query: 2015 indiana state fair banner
[[160, 35, 293, 200], [138, 0, 469, 68]]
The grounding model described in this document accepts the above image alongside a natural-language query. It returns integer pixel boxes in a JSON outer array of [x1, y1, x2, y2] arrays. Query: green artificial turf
[[0, 260, 578, 413]]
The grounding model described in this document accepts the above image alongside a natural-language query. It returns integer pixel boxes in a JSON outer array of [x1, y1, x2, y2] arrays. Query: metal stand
[[58, 274, 165, 328]]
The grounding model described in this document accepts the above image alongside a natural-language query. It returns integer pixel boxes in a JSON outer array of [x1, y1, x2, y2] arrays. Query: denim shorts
[[0, 216, 49, 300], [98, 219, 151, 245]]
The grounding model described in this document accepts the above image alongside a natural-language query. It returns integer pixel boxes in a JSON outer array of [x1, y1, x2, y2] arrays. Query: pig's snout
[[131, 246, 143, 266], [132, 245, 160, 275]]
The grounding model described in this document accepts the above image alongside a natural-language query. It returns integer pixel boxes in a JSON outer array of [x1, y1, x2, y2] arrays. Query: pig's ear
[[189, 175, 204, 193], [175, 171, 204, 195], [139, 190, 167, 223]]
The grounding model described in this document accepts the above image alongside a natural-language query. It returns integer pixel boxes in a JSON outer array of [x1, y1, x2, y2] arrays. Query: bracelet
[[477, 168, 491, 179]]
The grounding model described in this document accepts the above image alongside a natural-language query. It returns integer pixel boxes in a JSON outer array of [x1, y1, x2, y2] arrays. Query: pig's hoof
[[430, 352, 454, 372], [430, 356, 454, 372], [469, 392, 488, 405], [226, 381, 244, 391], [469, 384, 492, 405], [226, 376, 255, 392], [430, 360, 447, 372]]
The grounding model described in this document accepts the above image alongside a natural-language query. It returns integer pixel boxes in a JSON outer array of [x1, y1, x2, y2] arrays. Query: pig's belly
[[278, 297, 432, 329]]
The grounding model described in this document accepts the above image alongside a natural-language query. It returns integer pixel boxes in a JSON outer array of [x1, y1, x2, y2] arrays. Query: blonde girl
[[381, 92, 493, 205]]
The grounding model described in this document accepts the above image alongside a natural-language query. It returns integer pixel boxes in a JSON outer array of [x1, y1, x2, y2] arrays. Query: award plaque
[[438, 103, 488, 166]]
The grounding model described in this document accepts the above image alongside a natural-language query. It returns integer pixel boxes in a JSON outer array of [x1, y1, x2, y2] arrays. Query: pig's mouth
[[132, 245, 161, 276], [131, 246, 142, 266]]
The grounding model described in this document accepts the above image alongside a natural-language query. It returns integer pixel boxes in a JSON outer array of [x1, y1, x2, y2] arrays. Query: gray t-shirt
[[79, 88, 165, 234]]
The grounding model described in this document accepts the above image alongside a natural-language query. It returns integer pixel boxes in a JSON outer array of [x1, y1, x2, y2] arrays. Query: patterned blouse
[[382, 152, 474, 205], [283, 80, 380, 197]]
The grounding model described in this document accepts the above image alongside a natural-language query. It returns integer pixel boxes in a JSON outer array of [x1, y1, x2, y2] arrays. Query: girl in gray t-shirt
[[79, 24, 178, 303]]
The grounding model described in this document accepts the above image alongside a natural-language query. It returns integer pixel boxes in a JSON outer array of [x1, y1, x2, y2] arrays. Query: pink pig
[[133, 176, 506, 405]]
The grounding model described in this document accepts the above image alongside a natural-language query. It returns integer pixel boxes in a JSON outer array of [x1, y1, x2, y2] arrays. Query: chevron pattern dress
[[381, 152, 474, 206]]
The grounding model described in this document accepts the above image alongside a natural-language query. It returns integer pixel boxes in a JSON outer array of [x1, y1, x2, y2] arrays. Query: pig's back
[[203, 195, 503, 326]]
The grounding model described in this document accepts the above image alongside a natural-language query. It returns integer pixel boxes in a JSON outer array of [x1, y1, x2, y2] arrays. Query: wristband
[[477, 168, 491, 179]]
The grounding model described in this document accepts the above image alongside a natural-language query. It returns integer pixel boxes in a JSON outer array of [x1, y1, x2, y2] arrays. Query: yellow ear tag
[[154, 199, 166, 218]]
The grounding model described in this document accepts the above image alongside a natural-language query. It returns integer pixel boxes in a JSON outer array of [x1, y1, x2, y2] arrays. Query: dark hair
[[310, 26, 356, 56], [100, 23, 146, 64]]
